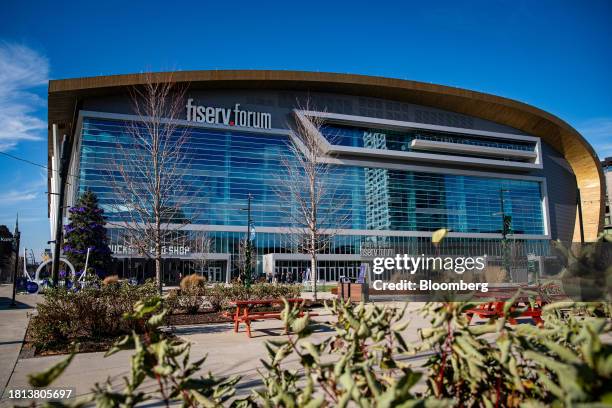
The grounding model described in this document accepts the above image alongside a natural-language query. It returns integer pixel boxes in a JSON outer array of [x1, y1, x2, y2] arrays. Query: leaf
[[190, 389, 217, 407], [28, 351, 75, 387], [468, 323, 498, 336], [300, 341, 320, 360], [105, 334, 131, 357], [301, 395, 325, 408], [147, 308, 168, 327], [431, 228, 448, 244], [273, 344, 291, 366], [291, 314, 309, 334]]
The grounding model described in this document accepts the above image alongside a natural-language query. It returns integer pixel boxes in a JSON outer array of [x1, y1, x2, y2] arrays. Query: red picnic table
[[230, 298, 317, 338], [464, 288, 549, 326]]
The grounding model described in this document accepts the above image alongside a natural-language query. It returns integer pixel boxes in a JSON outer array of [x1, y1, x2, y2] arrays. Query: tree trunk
[[155, 239, 162, 296], [155, 209, 162, 295], [311, 231, 317, 301]]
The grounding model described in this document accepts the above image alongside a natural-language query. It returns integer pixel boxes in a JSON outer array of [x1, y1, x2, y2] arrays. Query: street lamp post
[[51, 134, 70, 287], [494, 189, 512, 282], [10, 214, 21, 308]]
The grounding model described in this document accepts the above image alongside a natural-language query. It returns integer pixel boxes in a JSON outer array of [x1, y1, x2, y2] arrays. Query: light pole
[[494, 188, 512, 282], [10, 214, 20, 308], [52, 134, 69, 287]]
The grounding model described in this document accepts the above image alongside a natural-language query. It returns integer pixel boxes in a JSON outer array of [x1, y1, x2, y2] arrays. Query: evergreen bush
[[62, 190, 113, 277]]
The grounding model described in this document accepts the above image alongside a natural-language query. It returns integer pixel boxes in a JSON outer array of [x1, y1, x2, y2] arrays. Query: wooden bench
[[230, 298, 318, 337]]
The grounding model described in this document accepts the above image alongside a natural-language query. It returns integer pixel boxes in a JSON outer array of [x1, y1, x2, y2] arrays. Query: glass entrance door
[[207, 266, 222, 282], [317, 267, 326, 282], [290, 267, 298, 283]]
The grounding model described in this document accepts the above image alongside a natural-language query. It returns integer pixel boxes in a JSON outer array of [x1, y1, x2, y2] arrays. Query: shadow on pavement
[[173, 323, 233, 335], [0, 296, 32, 310]]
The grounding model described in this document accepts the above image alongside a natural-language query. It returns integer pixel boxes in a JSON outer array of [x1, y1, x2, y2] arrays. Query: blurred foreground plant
[[255, 299, 447, 407], [25, 297, 611, 407], [417, 300, 612, 407]]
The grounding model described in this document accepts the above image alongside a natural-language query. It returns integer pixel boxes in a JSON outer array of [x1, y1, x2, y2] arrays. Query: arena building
[[47, 71, 605, 284]]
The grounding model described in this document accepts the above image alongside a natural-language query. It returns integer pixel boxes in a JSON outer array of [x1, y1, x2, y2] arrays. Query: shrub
[[205, 284, 229, 312], [180, 273, 205, 292], [163, 289, 181, 316], [102, 275, 119, 285], [417, 300, 612, 406], [177, 274, 205, 314], [30, 279, 158, 351], [27, 298, 239, 407], [201, 283, 302, 312]]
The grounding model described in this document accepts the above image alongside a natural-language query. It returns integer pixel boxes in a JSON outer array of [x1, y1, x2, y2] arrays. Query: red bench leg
[[244, 308, 251, 337], [234, 306, 240, 333]]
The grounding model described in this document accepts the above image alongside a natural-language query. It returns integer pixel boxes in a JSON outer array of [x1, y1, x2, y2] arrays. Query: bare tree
[[190, 233, 212, 281], [275, 102, 349, 299], [106, 73, 196, 294]]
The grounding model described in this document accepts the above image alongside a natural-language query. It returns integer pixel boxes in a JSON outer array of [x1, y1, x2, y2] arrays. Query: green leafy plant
[[416, 299, 612, 407], [255, 299, 446, 407]]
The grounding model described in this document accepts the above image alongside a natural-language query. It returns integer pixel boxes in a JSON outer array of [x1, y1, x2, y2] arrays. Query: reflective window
[[78, 118, 545, 235], [320, 124, 536, 154]]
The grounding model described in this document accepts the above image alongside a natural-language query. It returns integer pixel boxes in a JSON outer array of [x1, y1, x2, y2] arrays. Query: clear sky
[[0, 0, 610, 257]]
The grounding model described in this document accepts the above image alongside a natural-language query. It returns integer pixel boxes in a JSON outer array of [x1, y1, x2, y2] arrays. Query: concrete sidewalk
[[0, 284, 41, 399]]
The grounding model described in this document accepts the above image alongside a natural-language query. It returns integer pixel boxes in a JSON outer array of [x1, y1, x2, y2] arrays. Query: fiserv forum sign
[[186, 98, 272, 129]]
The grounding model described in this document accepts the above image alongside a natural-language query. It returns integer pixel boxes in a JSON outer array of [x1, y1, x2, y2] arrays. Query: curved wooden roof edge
[[47, 70, 604, 241]]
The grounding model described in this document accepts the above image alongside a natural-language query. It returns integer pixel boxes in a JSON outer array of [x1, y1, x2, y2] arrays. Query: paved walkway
[[0, 284, 41, 399]]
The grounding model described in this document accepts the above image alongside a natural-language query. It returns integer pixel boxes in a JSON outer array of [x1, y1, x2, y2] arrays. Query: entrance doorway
[[207, 266, 222, 282]]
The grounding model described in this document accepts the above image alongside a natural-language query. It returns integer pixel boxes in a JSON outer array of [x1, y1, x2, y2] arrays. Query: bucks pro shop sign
[[186, 99, 272, 129]]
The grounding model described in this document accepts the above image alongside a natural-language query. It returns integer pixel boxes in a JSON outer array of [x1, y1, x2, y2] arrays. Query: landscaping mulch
[[166, 311, 233, 325], [19, 319, 127, 358]]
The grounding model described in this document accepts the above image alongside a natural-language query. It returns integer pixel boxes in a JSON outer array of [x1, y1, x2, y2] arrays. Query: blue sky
[[0, 0, 610, 256]]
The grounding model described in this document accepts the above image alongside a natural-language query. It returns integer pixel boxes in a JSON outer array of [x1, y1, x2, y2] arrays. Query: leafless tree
[[190, 233, 212, 281], [275, 101, 349, 299], [106, 73, 196, 294]]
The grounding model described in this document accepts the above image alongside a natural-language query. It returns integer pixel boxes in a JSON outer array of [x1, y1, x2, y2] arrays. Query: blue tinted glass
[[321, 124, 535, 152], [78, 118, 544, 235]]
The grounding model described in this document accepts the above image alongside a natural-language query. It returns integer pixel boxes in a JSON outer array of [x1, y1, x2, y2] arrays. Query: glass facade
[[79, 118, 544, 233], [320, 124, 536, 156], [76, 116, 547, 280]]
